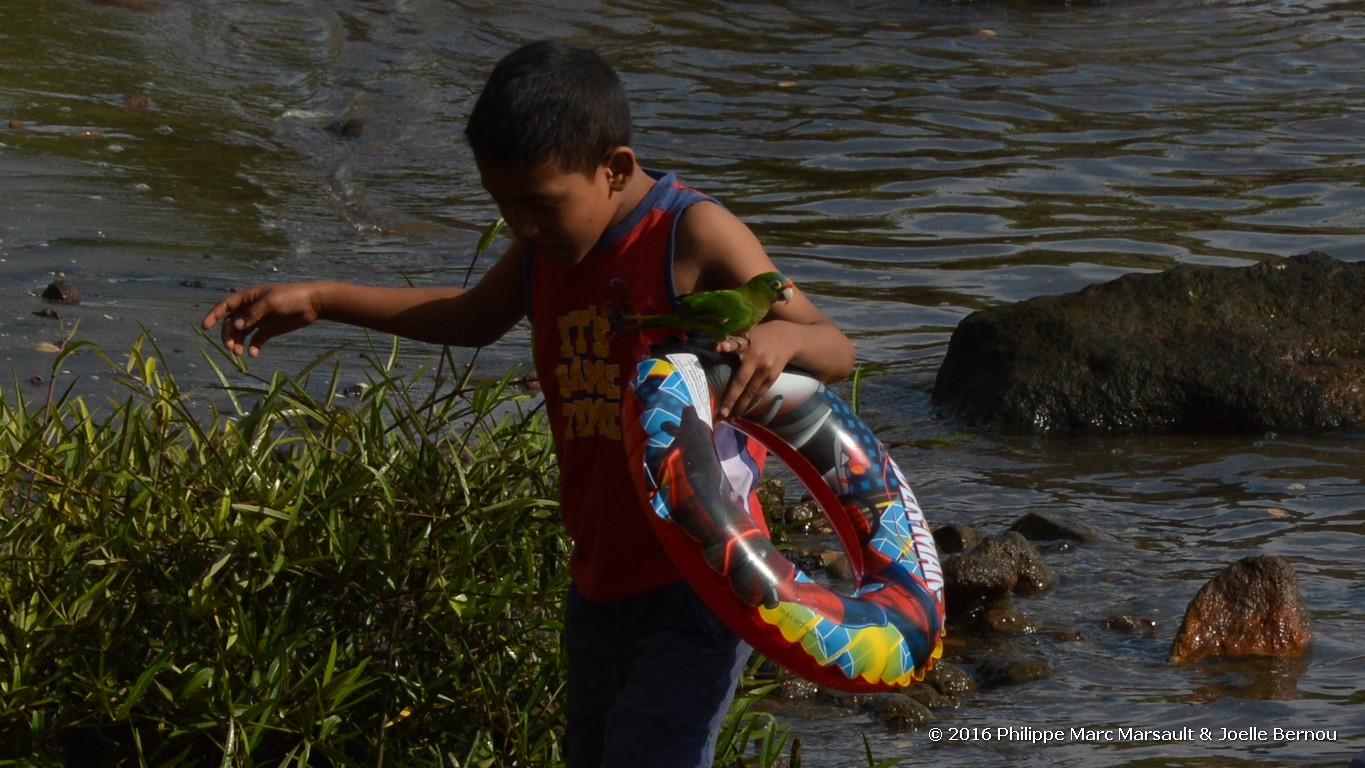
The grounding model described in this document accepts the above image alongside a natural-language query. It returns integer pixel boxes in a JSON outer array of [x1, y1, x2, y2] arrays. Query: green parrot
[[624, 271, 795, 340]]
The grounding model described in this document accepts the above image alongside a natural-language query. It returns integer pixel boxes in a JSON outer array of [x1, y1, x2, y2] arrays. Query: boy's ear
[[603, 147, 636, 190]]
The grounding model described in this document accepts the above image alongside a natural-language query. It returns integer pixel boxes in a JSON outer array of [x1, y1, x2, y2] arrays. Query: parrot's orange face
[[475, 155, 621, 266]]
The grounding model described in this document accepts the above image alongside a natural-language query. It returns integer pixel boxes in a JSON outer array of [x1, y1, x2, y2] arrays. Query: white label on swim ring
[[664, 353, 714, 430]]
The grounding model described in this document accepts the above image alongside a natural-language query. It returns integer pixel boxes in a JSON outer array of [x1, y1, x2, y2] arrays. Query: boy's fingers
[[203, 288, 258, 330], [220, 313, 258, 354], [201, 299, 234, 330], [719, 375, 751, 419], [246, 327, 276, 356]]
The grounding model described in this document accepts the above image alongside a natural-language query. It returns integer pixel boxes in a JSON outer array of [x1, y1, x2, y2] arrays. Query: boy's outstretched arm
[[674, 202, 856, 419], [201, 245, 527, 357]]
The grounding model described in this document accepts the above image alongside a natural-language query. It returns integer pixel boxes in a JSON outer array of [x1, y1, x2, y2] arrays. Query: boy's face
[[476, 155, 619, 266]]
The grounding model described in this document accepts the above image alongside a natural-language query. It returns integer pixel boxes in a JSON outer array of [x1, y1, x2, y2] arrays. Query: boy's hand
[[713, 322, 794, 420], [201, 282, 326, 357]]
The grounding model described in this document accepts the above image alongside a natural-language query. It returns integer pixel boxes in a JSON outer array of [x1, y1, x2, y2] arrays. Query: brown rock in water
[[979, 601, 1035, 634], [933, 252, 1365, 433], [1168, 555, 1312, 663], [870, 693, 934, 732], [933, 522, 981, 554], [901, 681, 955, 709], [42, 279, 81, 305], [922, 661, 975, 698], [1010, 509, 1106, 543], [941, 532, 1056, 617], [1102, 614, 1159, 638], [977, 649, 1053, 688]]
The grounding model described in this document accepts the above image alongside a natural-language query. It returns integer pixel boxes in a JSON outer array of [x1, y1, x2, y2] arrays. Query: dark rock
[[786, 546, 847, 580], [1102, 614, 1159, 637], [923, 661, 976, 698], [775, 675, 821, 701], [942, 549, 1016, 612], [980, 602, 1036, 635], [339, 383, 367, 399], [42, 279, 80, 305], [901, 682, 955, 709], [1042, 628, 1085, 642], [933, 523, 981, 554], [784, 498, 829, 533], [1010, 510, 1105, 543], [757, 477, 785, 522], [869, 693, 933, 732], [326, 116, 365, 139], [932, 252, 1365, 433], [32, 308, 61, 319], [1011, 552, 1055, 597], [942, 532, 1056, 617], [784, 548, 826, 576], [816, 687, 878, 710], [1168, 555, 1312, 663], [977, 650, 1052, 688]]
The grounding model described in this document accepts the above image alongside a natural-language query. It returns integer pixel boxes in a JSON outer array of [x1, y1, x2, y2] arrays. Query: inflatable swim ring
[[623, 348, 945, 692]]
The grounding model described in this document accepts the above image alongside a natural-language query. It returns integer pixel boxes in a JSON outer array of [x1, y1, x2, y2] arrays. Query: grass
[[0, 335, 794, 766]]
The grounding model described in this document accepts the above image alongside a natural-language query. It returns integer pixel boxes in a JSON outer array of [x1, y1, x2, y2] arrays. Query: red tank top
[[527, 171, 765, 602]]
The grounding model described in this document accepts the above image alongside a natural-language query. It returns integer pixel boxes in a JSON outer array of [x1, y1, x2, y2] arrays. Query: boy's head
[[465, 41, 632, 173]]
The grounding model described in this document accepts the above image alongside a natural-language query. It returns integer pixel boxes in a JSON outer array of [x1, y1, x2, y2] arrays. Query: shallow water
[[2, 0, 1363, 765]]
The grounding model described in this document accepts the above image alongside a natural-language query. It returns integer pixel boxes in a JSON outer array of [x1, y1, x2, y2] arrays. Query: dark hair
[[465, 41, 632, 173]]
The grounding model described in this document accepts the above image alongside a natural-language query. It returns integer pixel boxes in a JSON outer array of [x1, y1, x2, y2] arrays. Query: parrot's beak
[[778, 278, 794, 304]]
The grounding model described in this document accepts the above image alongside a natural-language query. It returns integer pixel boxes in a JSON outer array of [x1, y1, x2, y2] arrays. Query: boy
[[202, 40, 854, 767]]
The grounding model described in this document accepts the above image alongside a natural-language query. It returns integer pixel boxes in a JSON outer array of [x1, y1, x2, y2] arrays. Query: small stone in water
[[42, 279, 80, 305], [871, 693, 933, 732], [339, 383, 368, 399], [977, 651, 1052, 688], [1102, 614, 1158, 637]]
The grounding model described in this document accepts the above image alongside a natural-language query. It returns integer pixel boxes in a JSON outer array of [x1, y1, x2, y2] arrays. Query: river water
[[2, 0, 1362, 765]]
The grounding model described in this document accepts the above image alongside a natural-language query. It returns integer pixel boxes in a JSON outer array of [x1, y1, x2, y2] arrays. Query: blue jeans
[[564, 579, 752, 768]]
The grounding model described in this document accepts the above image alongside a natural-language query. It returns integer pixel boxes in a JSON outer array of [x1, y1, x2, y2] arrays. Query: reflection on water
[[1182, 656, 1311, 703], [2, 0, 1363, 764]]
